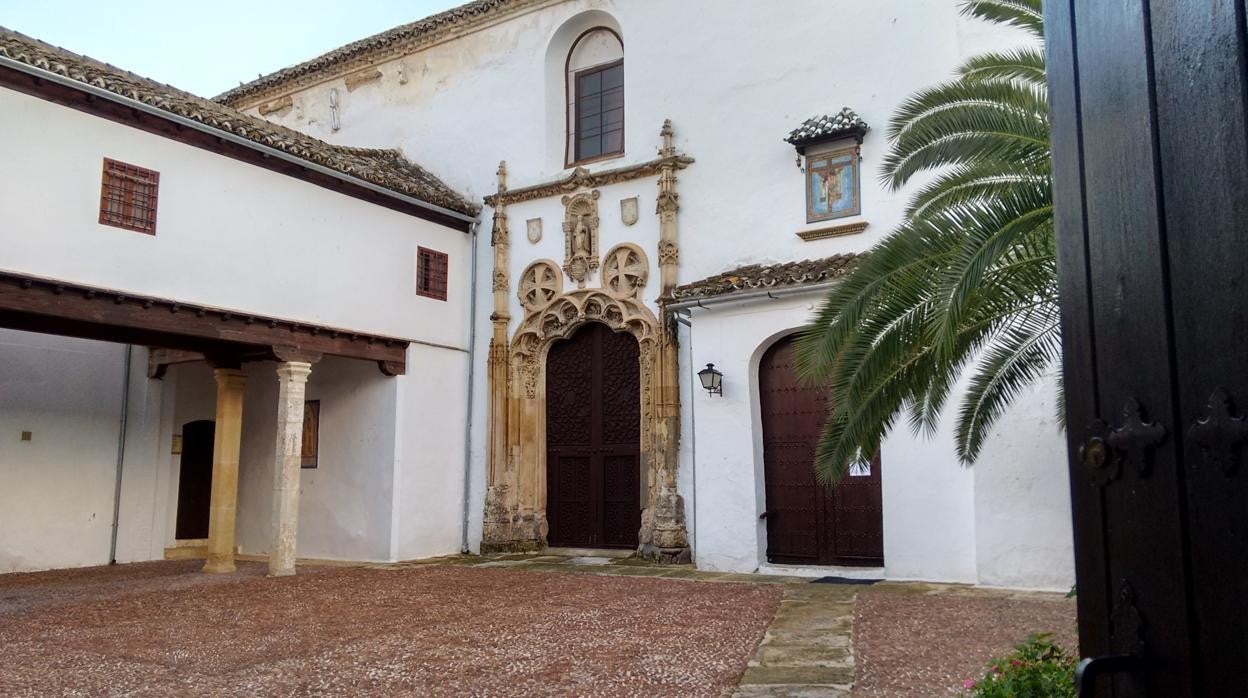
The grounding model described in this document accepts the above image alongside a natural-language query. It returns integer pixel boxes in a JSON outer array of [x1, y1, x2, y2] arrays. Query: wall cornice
[[484, 155, 695, 207]]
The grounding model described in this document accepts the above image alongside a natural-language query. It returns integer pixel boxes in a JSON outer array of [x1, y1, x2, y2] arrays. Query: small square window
[[417, 247, 449, 301], [99, 158, 159, 234]]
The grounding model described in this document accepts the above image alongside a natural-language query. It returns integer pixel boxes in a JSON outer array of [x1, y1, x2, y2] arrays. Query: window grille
[[417, 247, 449, 301], [99, 158, 159, 234]]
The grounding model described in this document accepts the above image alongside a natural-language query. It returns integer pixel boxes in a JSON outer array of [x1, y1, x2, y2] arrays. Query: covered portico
[[0, 270, 409, 576]]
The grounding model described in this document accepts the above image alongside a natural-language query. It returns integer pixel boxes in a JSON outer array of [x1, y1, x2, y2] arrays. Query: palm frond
[[796, 0, 1056, 482], [959, 48, 1047, 86], [960, 0, 1044, 40]]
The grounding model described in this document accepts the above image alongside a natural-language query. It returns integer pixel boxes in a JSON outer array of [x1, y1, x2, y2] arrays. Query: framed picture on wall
[[301, 400, 320, 469], [806, 145, 861, 223]]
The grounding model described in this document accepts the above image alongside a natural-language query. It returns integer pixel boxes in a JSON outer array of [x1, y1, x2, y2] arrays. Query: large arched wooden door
[[175, 420, 215, 540], [760, 335, 883, 566], [546, 322, 641, 548]]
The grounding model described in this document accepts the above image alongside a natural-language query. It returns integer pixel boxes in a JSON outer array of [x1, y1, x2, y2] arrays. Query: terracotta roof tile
[[0, 27, 479, 217], [673, 255, 859, 301], [785, 107, 869, 149], [214, 0, 534, 106]]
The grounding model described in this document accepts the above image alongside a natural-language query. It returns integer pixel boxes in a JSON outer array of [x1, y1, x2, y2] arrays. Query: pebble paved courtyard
[[0, 554, 1074, 696]]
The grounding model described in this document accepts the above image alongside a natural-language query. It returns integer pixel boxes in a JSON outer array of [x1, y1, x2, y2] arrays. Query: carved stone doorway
[[545, 322, 641, 548]]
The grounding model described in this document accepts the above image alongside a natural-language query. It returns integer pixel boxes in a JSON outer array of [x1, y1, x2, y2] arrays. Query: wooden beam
[[0, 272, 407, 374]]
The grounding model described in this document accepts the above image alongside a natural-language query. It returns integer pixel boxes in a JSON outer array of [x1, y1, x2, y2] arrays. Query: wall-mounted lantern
[[698, 363, 724, 396]]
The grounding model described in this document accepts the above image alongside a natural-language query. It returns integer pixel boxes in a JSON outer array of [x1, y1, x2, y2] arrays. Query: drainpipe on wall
[[108, 344, 133, 565], [460, 219, 482, 553]]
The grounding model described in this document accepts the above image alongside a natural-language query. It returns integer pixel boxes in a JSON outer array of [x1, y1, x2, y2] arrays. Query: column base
[[202, 558, 236, 574], [638, 543, 692, 565], [482, 486, 547, 553], [638, 487, 690, 564]]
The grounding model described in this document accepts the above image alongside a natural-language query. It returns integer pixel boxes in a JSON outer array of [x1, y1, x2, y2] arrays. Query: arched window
[[566, 28, 624, 166]]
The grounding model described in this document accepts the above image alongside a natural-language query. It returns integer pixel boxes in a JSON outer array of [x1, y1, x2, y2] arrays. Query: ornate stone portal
[[482, 122, 692, 562]]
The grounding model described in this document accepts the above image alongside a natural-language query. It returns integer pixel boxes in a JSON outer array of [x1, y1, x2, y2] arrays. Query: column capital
[[213, 367, 248, 387], [276, 361, 313, 382]]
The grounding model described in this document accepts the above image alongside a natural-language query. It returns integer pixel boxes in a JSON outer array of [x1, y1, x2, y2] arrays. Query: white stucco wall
[[2, 0, 1072, 584], [681, 293, 1072, 589], [0, 330, 127, 572], [1, 82, 475, 570], [0, 86, 471, 345], [242, 0, 1066, 586]]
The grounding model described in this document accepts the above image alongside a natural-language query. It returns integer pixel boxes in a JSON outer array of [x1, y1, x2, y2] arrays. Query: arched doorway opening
[[759, 334, 883, 566], [545, 322, 641, 548], [175, 419, 215, 540]]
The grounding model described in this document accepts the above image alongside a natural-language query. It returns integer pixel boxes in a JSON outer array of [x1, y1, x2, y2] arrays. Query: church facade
[[0, 0, 1074, 590]]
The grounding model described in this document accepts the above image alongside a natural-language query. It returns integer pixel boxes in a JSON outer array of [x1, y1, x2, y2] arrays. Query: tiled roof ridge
[[785, 107, 869, 147], [672, 254, 860, 301], [214, 0, 541, 106], [0, 26, 479, 216]]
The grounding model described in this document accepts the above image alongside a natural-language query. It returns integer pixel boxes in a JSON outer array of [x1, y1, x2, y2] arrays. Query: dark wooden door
[[546, 323, 641, 548], [174, 420, 214, 540], [1049, 1, 1248, 693], [760, 335, 882, 566]]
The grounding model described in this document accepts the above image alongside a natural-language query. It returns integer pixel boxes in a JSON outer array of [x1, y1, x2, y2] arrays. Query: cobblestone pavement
[[853, 582, 1077, 696], [0, 558, 781, 697], [0, 553, 1072, 697]]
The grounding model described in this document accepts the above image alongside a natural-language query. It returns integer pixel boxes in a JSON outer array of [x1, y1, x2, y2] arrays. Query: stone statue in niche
[[560, 190, 601, 288]]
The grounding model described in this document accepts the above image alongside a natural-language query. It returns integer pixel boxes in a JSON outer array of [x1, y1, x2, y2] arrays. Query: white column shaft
[[268, 361, 312, 576]]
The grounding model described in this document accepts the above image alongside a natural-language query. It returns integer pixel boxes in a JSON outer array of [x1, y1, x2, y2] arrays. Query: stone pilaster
[[483, 161, 540, 551], [268, 361, 312, 576], [640, 119, 691, 563], [204, 368, 247, 574]]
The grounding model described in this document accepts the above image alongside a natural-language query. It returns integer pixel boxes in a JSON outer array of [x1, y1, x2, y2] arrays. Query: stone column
[[641, 118, 691, 563], [204, 368, 247, 574], [268, 361, 312, 576], [484, 161, 532, 551]]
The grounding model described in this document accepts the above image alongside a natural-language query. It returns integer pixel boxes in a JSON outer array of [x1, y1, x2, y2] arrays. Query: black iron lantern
[[697, 363, 723, 396]]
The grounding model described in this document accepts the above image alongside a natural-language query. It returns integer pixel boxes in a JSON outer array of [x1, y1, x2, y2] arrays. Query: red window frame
[[417, 247, 449, 301], [99, 158, 160, 234]]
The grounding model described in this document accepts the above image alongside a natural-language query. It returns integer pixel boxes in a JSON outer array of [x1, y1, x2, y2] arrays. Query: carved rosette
[[561, 190, 601, 288], [602, 243, 649, 299], [517, 260, 563, 311]]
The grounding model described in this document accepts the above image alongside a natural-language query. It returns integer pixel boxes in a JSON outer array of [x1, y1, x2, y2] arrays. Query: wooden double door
[[545, 322, 641, 549], [760, 335, 883, 566]]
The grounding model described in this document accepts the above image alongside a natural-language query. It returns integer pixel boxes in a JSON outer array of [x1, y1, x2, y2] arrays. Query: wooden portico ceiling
[[0, 271, 408, 376]]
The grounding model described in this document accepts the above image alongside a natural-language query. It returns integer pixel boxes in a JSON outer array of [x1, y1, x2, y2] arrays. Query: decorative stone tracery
[[482, 122, 691, 562]]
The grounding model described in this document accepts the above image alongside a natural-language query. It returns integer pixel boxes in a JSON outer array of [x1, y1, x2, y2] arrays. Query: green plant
[[794, 0, 1056, 483], [963, 633, 1076, 697]]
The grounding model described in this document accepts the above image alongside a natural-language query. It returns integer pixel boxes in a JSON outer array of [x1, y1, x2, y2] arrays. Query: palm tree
[[794, 0, 1054, 483]]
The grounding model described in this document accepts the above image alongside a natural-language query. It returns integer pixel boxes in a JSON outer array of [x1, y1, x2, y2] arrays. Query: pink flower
[[964, 678, 976, 689], [1011, 659, 1023, 667]]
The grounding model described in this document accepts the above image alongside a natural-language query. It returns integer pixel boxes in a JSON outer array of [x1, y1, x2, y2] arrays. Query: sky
[[0, 0, 463, 97]]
